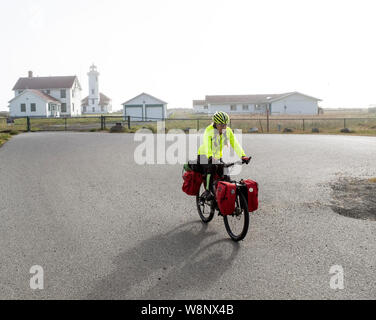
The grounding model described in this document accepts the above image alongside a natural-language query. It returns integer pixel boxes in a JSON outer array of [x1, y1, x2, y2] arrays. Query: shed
[[122, 93, 167, 121]]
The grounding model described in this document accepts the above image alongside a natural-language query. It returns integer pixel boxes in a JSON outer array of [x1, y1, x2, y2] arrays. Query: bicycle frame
[[208, 162, 250, 214]]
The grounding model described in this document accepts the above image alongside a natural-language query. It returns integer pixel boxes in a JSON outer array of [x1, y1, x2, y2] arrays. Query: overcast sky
[[0, 0, 375, 111]]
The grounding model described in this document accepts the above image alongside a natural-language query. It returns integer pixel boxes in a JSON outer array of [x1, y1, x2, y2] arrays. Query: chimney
[[28, 71, 33, 78]]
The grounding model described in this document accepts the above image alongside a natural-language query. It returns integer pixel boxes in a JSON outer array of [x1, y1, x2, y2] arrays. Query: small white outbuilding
[[122, 93, 167, 121]]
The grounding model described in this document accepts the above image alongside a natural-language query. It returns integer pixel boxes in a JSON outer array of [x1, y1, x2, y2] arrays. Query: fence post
[[344, 118, 346, 128], [197, 119, 199, 131], [128, 116, 131, 130], [103, 116, 106, 130], [100, 116, 104, 130], [303, 119, 305, 132], [26, 116, 30, 132], [266, 108, 270, 133], [65, 117, 67, 131]]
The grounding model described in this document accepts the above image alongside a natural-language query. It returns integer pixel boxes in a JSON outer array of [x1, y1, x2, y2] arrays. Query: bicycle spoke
[[196, 184, 215, 223], [223, 192, 249, 241]]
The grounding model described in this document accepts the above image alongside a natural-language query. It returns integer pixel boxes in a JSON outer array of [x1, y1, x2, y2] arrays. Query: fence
[[1, 115, 376, 134]]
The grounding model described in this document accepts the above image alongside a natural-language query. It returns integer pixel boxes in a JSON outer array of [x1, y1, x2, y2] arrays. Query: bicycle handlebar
[[223, 157, 252, 168]]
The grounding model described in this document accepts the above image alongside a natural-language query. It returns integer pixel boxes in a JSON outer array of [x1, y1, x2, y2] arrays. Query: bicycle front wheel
[[223, 191, 249, 241], [196, 184, 215, 223]]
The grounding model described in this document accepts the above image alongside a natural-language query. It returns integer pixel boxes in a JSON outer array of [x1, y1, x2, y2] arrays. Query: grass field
[[165, 110, 376, 135], [0, 133, 11, 147], [1, 112, 376, 136]]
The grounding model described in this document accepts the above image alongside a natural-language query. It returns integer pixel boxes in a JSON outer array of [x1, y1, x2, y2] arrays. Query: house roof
[[193, 100, 207, 105], [12, 76, 78, 90], [122, 92, 167, 105], [81, 93, 112, 106], [195, 92, 321, 105], [205, 93, 292, 104], [29, 90, 61, 103], [8, 89, 61, 104]]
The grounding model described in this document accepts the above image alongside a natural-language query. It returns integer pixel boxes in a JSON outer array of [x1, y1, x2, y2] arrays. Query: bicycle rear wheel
[[223, 191, 249, 241], [196, 183, 215, 223]]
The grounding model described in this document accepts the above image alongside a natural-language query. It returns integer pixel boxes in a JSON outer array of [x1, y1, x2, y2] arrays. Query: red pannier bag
[[216, 181, 237, 215], [243, 179, 259, 212], [182, 171, 203, 196]]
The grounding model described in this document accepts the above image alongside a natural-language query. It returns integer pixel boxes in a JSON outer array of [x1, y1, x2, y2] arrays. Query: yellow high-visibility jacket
[[198, 124, 246, 159]]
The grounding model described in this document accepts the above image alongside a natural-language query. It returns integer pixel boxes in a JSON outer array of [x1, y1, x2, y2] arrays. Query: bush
[[110, 124, 127, 133], [144, 125, 157, 133], [1, 129, 19, 135]]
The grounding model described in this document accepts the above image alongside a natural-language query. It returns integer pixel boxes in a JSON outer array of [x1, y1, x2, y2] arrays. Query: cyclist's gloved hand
[[241, 156, 251, 164]]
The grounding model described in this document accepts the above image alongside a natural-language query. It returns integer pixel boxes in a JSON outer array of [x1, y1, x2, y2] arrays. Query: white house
[[81, 64, 112, 114], [193, 92, 321, 115], [9, 71, 82, 118], [122, 93, 167, 121], [8, 89, 62, 118]]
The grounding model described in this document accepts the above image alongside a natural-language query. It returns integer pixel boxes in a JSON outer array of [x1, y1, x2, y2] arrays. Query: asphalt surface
[[0, 132, 375, 300]]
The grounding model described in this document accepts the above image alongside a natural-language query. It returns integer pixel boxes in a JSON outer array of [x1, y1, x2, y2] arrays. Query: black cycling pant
[[196, 155, 224, 193]]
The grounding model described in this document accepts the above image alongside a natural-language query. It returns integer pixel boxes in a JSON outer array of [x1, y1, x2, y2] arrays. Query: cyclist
[[197, 111, 250, 200]]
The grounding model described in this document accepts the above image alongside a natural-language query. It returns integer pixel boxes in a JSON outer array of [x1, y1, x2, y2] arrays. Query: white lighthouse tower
[[88, 64, 100, 111], [81, 64, 112, 114]]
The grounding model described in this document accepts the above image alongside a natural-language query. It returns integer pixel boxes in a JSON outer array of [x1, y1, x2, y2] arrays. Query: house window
[[60, 89, 66, 98], [72, 90, 75, 98], [45, 90, 50, 95], [92, 107, 95, 112], [255, 104, 267, 111], [61, 103, 67, 113], [92, 89, 95, 95], [242, 104, 249, 111], [231, 105, 237, 111], [204, 105, 208, 110], [21, 104, 26, 112], [48, 104, 51, 111], [31, 103, 36, 112], [101, 106, 104, 112], [72, 103, 75, 112], [92, 99, 95, 105], [18, 90, 23, 95], [83, 106, 87, 112]]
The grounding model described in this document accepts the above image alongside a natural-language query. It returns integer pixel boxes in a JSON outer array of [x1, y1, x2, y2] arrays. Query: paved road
[[0, 132, 375, 300]]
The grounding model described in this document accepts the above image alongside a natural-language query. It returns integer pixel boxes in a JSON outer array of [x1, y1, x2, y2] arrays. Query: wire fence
[[1, 115, 376, 134]]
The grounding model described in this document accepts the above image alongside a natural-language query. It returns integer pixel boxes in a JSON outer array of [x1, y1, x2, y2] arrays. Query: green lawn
[[0, 133, 11, 147]]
